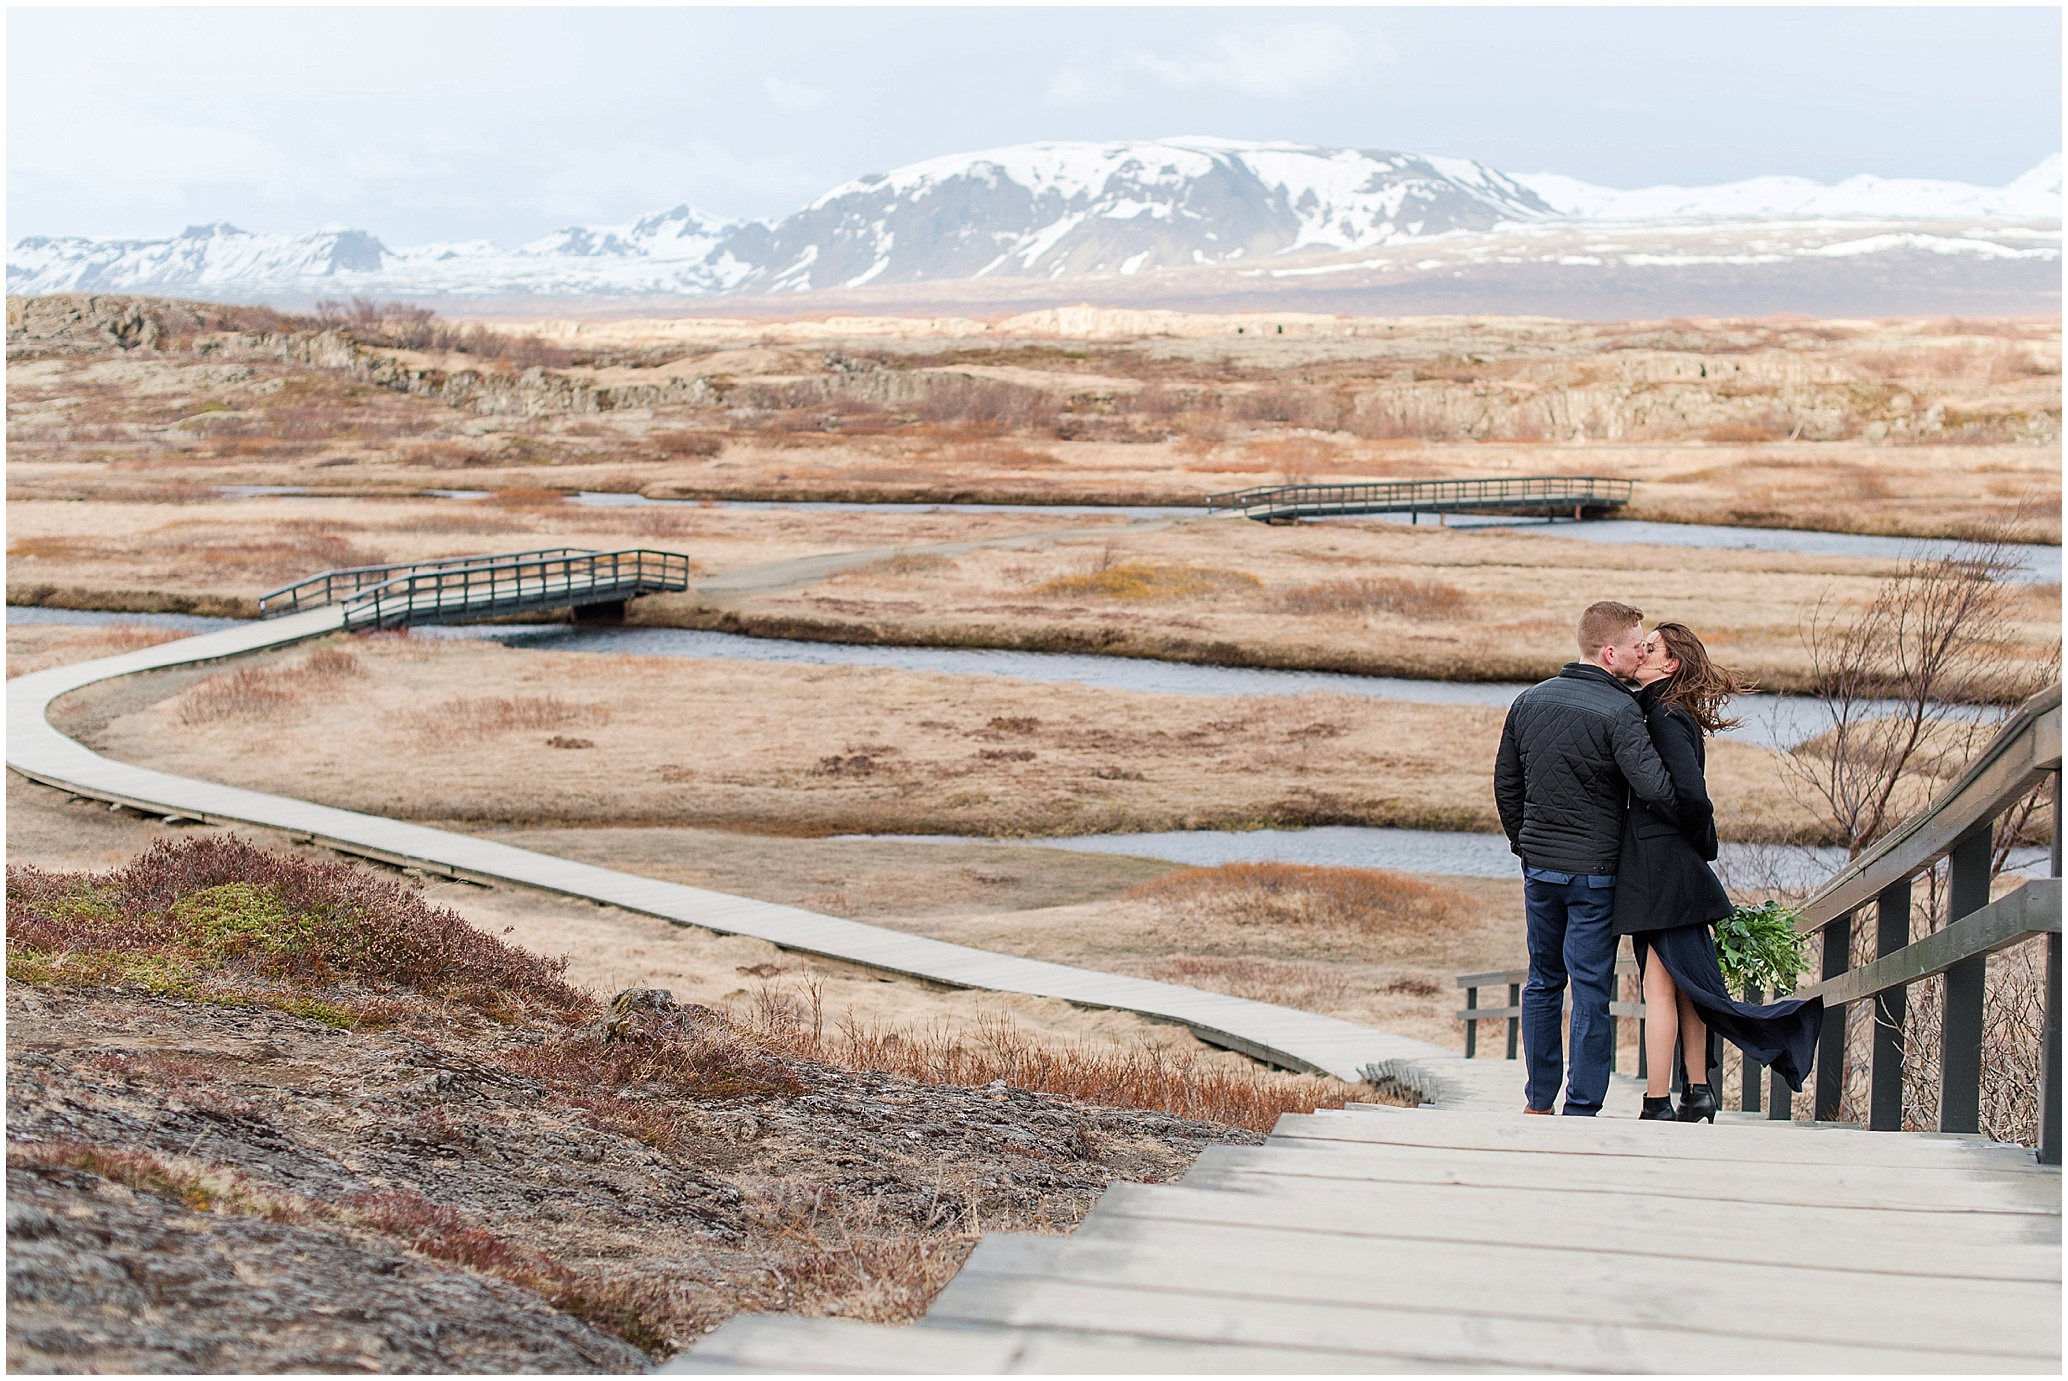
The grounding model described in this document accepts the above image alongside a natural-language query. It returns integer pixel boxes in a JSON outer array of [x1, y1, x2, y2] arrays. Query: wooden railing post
[[1464, 985, 1478, 1058], [1870, 878, 1912, 1131], [1742, 985, 1763, 1112], [2043, 771, 2062, 1166], [1505, 982, 1520, 1059], [1941, 825, 1993, 1134], [1814, 913, 1852, 1121], [2044, 931, 2061, 1166]]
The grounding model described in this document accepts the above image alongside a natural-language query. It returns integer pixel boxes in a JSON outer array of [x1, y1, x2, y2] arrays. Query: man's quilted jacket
[[1493, 663, 1680, 875]]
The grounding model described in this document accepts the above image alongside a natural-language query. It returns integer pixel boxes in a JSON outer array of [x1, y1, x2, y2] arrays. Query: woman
[[1616, 621, 1823, 1122]]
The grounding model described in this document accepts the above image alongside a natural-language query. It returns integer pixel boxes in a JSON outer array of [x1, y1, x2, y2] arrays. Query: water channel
[[16, 603, 2035, 889], [211, 486, 2062, 585]]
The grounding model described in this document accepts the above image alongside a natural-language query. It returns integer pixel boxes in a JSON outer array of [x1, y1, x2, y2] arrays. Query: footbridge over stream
[[258, 547, 695, 628], [1209, 475, 1634, 524], [9, 554, 2059, 1374]]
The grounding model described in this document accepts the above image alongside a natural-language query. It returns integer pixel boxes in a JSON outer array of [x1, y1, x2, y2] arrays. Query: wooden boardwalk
[[5, 609, 1497, 1101], [674, 1102, 2061, 1374]]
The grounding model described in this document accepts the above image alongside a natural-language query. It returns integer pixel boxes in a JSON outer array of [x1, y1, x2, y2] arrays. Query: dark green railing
[[258, 548, 696, 629], [1207, 476, 1634, 523]]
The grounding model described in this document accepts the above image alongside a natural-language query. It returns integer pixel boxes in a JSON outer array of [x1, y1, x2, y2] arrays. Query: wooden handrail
[[1803, 685, 2062, 928], [1798, 879, 2060, 1008], [1783, 682, 2062, 1161]]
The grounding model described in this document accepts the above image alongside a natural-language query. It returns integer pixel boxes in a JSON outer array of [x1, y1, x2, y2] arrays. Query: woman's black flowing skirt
[[1633, 924, 1825, 1092]]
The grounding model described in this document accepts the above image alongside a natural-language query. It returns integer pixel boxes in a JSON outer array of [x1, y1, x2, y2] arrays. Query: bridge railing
[[1207, 475, 1634, 520], [258, 548, 596, 617], [337, 547, 696, 630], [1459, 956, 1648, 1069], [1787, 684, 2062, 1162]]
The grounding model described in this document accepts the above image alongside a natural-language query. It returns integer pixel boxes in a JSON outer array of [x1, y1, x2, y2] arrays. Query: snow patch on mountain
[[7, 141, 2058, 301], [1516, 154, 2061, 222]]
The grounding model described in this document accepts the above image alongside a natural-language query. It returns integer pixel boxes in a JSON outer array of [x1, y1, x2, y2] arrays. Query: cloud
[[763, 76, 829, 112], [1046, 22, 1371, 105]]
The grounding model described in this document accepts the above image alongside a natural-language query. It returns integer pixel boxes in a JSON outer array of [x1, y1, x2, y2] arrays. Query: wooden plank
[[664, 1317, 1023, 1374], [1273, 1108, 2052, 1171], [1183, 1141, 2064, 1215], [1083, 1180, 2060, 1281], [670, 1314, 1479, 1375], [923, 1263, 2038, 1374], [938, 1222, 2060, 1360]]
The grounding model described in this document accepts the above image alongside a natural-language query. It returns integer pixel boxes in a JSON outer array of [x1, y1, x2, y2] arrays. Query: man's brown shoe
[[1523, 1106, 1554, 1115]]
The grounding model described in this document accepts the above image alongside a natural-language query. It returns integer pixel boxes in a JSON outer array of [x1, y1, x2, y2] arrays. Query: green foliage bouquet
[[1715, 900, 1812, 997]]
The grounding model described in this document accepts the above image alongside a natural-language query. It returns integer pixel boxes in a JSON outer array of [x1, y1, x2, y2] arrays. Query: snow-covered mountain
[[7, 140, 2059, 302], [1516, 153, 2062, 222]]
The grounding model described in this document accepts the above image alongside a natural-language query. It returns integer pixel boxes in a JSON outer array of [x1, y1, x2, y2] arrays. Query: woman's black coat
[[1613, 681, 1734, 936]]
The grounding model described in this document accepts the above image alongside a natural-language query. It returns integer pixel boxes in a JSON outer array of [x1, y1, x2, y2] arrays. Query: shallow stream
[[6, 605, 1987, 753], [210, 487, 2062, 585]]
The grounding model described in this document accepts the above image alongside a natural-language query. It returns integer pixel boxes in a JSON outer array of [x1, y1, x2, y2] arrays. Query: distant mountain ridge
[[8, 140, 2059, 303]]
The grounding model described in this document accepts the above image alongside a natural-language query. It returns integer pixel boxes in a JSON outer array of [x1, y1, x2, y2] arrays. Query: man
[[1493, 601, 1680, 1116]]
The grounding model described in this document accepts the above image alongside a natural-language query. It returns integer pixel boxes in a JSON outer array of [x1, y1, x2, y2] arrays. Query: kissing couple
[[1494, 601, 1824, 1120]]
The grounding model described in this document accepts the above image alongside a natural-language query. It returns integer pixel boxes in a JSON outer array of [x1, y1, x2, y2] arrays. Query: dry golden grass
[[737, 985, 1397, 1132], [1279, 576, 1469, 619], [1035, 561, 1262, 601], [667, 519, 2061, 697], [80, 634, 1824, 843], [404, 693, 611, 742], [1123, 862, 1477, 934], [6, 622, 192, 677], [173, 647, 366, 726], [9, 308, 2056, 542]]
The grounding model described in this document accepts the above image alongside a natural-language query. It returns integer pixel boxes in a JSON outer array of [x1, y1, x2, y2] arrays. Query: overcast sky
[[9, 6, 2060, 246]]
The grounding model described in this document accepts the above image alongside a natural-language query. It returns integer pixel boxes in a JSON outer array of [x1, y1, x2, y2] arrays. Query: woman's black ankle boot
[[1676, 1083, 1719, 1123], [1641, 1095, 1676, 1121]]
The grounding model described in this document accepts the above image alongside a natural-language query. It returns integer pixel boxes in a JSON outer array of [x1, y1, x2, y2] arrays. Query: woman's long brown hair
[[1650, 621, 1753, 735]]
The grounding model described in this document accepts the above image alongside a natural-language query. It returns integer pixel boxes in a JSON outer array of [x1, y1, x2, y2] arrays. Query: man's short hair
[[1578, 600, 1644, 657]]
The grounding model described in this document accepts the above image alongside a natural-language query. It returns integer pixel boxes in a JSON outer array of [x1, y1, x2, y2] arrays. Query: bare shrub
[[5, 836, 592, 1018], [410, 694, 611, 741], [1123, 863, 1476, 935], [1347, 398, 1456, 442], [174, 647, 364, 725], [1784, 534, 2051, 857], [914, 377, 1057, 431], [650, 430, 724, 458], [1280, 576, 1469, 620], [1035, 562, 1262, 602], [1246, 436, 1343, 483], [314, 298, 582, 370], [1231, 385, 1345, 431]]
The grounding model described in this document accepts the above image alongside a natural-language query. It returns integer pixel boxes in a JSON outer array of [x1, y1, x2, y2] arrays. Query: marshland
[[7, 293, 2060, 1365]]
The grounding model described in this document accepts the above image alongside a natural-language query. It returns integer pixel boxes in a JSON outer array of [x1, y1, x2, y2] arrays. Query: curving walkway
[[12, 603, 2057, 1374], [5, 608, 1506, 1105]]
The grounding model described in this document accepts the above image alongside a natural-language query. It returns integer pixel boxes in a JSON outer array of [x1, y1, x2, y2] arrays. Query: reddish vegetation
[[739, 987, 1394, 1131], [6, 835, 593, 1019]]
